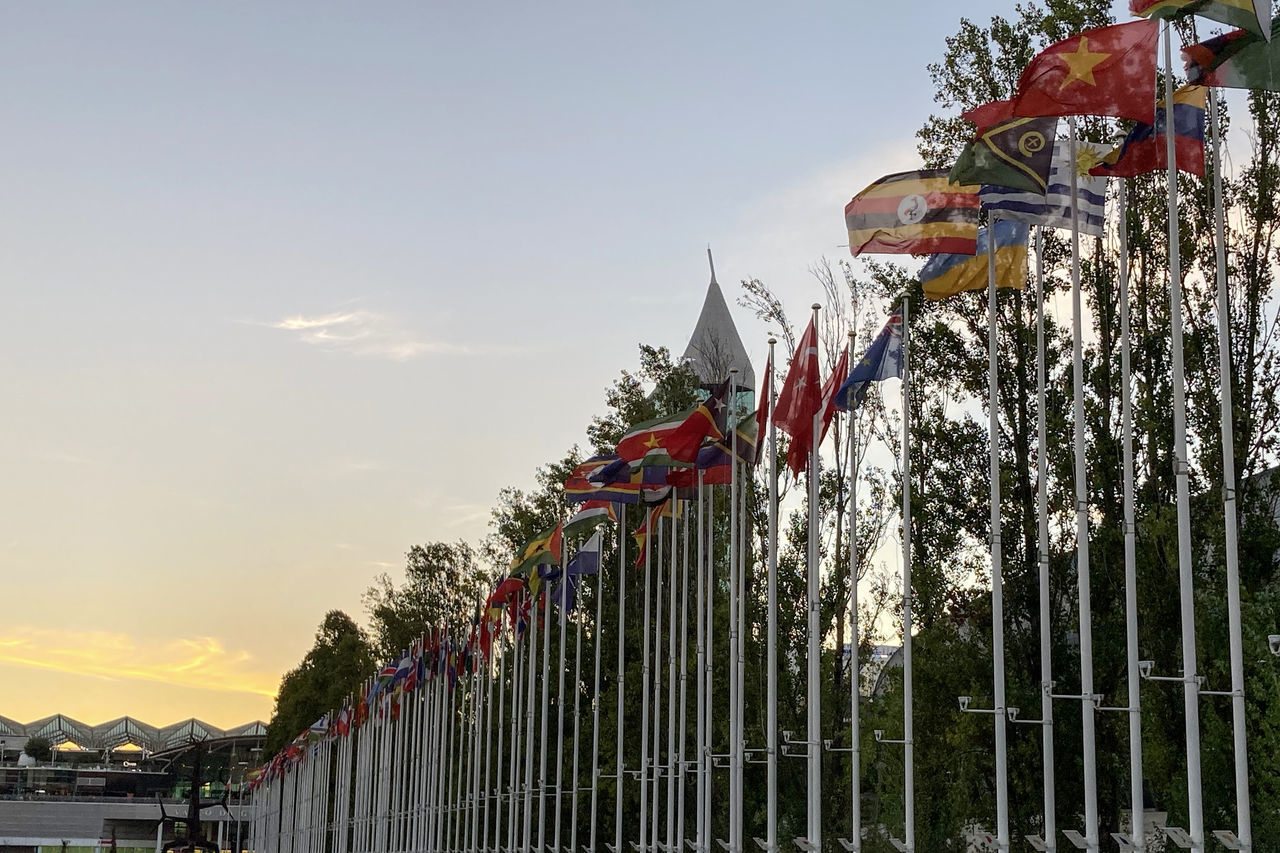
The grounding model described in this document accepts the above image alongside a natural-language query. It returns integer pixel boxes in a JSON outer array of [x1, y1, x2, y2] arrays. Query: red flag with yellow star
[[1012, 20, 1159, 124]]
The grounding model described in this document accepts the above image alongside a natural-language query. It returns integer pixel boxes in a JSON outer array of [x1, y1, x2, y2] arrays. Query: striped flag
[[844, 169, 980, 256], [979, 138, 1107, 237]]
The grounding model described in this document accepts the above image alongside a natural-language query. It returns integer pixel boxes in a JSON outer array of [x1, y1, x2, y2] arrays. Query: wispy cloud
[[0, 627, 278, 699], [271, 309, 466, 361]]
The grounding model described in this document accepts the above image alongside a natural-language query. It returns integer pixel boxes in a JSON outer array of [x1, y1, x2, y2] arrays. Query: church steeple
[[681, 248, 755, 390]]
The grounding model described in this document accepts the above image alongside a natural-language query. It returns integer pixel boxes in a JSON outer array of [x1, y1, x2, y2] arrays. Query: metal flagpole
[[590, 555, 605, 853], [765, 336, 779, 853], [540, 580, 554, 853], [667, 504, 681, 853], [1068, 116, 1101, 853], [524, 599, 541, 853], [695, 473, 708, 853], [987, 217, 1010, 853], [901, 296, 915, 853], [677, 500, 691, 853], [640, 506, 654, 853], [495, 638, 508, 853], [616, 505, 628, 853], [571, 573, 585, 853], [846, 332, 860, 853], [556, 547, 572, 853], [1164, 24, 1205, 853], [734, 407, 747, 853], [510, 617, 525, 853], [704, 476, 716, 853], [1035, 227, 1057, 853], [1118, 183, 1144, 851], [1210, 85, 1252, 852], [652, 515, 667, 851], [728, 389, 741, 853], [805, 302, 822, 851]]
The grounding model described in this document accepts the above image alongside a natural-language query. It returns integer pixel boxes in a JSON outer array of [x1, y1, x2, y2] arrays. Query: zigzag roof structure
[[0, 713, 266, 753]]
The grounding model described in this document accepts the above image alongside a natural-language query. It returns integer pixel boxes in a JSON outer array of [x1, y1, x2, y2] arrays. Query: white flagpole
[[1068, 116, 1101, 853], [1164, 24, 1205, 853], [765, 336, 779, 853], [704, 477, 716, 853], [510, 619, 526, 853], [677, 500, 691, 853], [524, 601, 541, 853], [556, 549, 572, 853], [1117, 183, 1144, 851], [728, 391, 741, 853], [845, 331, 860, 853], [616, 505, 628, 853], [667, 505, 680, 853], [652, 515, 667, 851], [640, 506, 654, 853], [591, 549, 606, 853], [805, 302, 822, 852], [495, 637, 508, 853], [540, 582, 554, 853], [571, 574, 585, 853], [695, 473, 708, 853], [734, 415, 747, 853], [1034, 226, 1057, 851], [1209, 84, 1252, 851], [901, 296, 915, 853], [986, 219, 1010, 853]]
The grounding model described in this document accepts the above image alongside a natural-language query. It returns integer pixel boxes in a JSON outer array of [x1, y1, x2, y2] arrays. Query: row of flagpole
[[247, 10, 1274, 853]]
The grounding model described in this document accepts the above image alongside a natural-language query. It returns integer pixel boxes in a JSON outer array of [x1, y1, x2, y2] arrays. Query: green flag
[[949, 116, 1059, 194], [1184, 17, 1280, 92]]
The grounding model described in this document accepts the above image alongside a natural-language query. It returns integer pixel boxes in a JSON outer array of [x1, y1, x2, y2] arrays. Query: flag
[[963, 99, 1016, 135], [1012, 19, 1159, 124], [949, 115, 1060, 194], [835, 307, 904, 411], [1132, 0, 1271, 39], [613, 409, 693, 468], [1184, 18, 1280, 90], [979, 138, 1108, 237], [786, 344, 849, 477], [918, 220, 1031, 301], [631, 500, 673, 567], [563, 499, 616, 539], [774, 316, 822, 440], [567, 530, 603, 576], [845, 169, 981, 256], [753, 349, 772, 465], [1090, 85, 1206, 178], [511, 523, 563, 574], [665, 378, 732, 464]]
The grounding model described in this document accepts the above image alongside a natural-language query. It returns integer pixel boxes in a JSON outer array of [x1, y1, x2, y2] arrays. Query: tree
[[265, 610, 373, 754], [22, 736, 51, 763]]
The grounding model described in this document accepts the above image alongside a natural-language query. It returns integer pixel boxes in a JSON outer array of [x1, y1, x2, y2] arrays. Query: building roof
[[0, 714, 266, 754], [681, 249, 755, 391]]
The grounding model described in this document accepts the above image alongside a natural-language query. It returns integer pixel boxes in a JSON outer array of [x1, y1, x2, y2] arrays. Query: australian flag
[[834, 306, 904, 411]]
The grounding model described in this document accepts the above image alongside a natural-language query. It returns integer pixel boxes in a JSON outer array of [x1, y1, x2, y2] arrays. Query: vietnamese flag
[[1012, 19, 1159, 124]]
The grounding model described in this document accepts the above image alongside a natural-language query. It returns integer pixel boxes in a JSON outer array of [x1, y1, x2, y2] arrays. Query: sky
[[1, 0, 1035, 729]]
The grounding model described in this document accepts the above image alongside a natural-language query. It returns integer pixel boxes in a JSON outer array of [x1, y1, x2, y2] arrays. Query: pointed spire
[[682, 248, 755, 390]]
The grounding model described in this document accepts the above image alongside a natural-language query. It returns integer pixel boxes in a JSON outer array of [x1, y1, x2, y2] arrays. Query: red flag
[[774, 317, 822, 440], [962, 99, 1015, 135], [1012, 20, 1159, 124], [786, 344, 848, 477], [753, 349, 772, 465], [665, 378, 732, 464]]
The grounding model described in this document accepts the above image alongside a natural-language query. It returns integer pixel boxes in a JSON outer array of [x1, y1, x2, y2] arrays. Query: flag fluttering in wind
[[1132, 0, 1272, 40], [845, 169, 980, 256], [962, 99, 1016, 135], [563, 499, 616, 540], [1012, 19, 1159, 123], [1090, 84, 1206, 178], [834, 307, 904, 412], [752, 349, 772, 465], [773, 316, 823, 475], [665, 378, 732, 465], [1184, 18, 1280, 90], [613, 410, 690, 468], [950, 115, 1060, 194], [919, 220, 1030, 302], [979, 138, 1108, 237], [785, 344, 848, 478], [511, 523, 563, 574]]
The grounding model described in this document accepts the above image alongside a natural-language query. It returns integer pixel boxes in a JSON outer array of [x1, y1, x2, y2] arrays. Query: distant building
[[682, 249, 755, 396], [0, 713, 264, 853]]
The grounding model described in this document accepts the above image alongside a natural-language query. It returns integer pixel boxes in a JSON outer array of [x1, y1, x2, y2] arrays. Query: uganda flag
[[950, 115, 1059, 194], [844, 169, 980, 256], [1131, 0, 1271, 40]]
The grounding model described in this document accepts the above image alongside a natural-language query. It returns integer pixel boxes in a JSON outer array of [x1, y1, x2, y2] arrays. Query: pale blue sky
[[1, 0, 1020, 725]]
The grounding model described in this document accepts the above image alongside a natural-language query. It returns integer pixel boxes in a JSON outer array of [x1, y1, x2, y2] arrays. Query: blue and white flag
[[979, 138, 1106, 237], [834, 306, 904, 412]]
